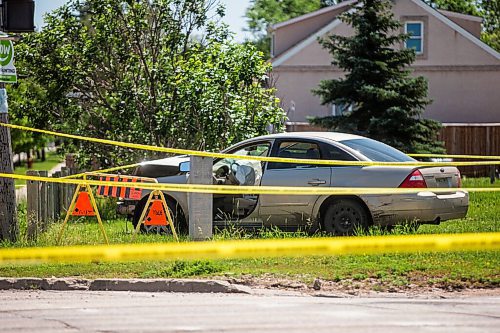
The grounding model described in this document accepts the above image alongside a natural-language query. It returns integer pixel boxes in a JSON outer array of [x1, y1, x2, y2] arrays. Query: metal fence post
[[188, 156, 213, 240]]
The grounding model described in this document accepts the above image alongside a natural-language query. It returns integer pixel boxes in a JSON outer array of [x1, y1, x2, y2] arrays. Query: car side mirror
[[179, 161, 190, 172]]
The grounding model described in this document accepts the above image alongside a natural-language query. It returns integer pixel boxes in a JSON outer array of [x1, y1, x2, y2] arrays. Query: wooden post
[[38, 170, 48, 230], [188, 156, 213, 240], [60, 167, 69, 213], [65, 154, 76, 169], [490, 166, 496, 184], [46, 172, 55, 222], [53, 171, 61, 220], [26, 170, 40, 241], [69, 167, 78, 207]]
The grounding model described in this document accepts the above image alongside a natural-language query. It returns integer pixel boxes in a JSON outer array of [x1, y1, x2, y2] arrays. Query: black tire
[[132, 195, 187, 234], [323, 199, 369, 236]]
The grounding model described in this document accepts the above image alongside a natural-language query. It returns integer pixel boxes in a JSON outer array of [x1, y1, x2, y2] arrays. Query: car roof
[[141, 132, 366, 166], [244, 131, 365, 143]]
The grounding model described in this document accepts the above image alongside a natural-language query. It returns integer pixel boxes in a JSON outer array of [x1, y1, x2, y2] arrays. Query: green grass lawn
[[1, 177, 498, 291], [13, 151, 64, 186]]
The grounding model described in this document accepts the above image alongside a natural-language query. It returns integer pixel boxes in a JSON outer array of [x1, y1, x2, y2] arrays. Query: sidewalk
[[15, 161, 66, 202]]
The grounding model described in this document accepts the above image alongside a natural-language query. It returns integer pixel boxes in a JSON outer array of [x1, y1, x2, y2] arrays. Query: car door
[[258, 139, 331, 228], [322, 142, 360, 187], [212, 141, 271, 224]]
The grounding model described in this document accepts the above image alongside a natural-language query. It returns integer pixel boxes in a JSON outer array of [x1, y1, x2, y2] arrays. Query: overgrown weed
[[141, 260, 225, 278]]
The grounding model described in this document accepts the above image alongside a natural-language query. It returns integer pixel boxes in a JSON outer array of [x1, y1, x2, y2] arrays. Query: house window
[[331, 103, 352, 116], [405, 21, 423, 54]]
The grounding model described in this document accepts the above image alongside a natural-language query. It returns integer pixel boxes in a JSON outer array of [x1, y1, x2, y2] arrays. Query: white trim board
[[270, 0, 357, 31]]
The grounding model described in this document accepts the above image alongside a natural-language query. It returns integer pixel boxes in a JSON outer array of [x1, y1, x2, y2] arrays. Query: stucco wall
[[273, 4, 350, 57], [415, 68, 500, 123], [393, 0, 498, 66], [272, 0, 500, 124], [274, 67, 500, 123], [279, 21, 352, 66], [439, 10, 482, 39], [273, 68, 339, 121]]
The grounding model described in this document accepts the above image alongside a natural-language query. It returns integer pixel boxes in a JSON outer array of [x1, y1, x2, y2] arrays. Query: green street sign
[[0, 40, 17, 83]]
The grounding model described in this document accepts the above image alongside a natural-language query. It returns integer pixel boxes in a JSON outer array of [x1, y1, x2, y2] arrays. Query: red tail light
[[399, 169, 427, 188]]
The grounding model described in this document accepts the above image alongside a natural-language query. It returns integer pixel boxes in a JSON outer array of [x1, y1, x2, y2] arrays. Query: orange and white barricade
[[94, 174, 157, 200], [90, 173, 178, 241]]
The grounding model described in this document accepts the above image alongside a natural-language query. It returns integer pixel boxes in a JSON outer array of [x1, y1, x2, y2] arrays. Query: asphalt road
[[0, 290, 499, 332]]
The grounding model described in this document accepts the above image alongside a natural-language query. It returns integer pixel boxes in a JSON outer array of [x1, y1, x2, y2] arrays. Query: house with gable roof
[[269, 0, 500, 127]]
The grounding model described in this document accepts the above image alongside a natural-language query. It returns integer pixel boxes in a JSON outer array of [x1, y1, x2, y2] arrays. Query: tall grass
[[1, 178, 498, 285], [5, 177, 499, 248]]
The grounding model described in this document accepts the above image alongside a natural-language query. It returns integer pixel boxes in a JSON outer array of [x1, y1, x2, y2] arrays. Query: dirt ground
[[223, 274, 500, 298]]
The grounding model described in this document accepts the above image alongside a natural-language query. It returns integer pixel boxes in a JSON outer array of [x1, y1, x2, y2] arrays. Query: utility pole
[[0, 0, 35, 241], [0, 79, 17, 241]]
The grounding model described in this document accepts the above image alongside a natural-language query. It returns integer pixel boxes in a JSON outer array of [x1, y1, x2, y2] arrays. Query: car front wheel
[[323, 199, 369, 236]]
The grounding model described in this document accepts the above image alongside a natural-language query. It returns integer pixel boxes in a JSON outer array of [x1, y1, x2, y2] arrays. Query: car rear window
[[340, 138, 415, 162]]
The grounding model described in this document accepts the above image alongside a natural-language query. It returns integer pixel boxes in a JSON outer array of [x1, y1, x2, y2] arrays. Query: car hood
[[139, 155, 190, 167], [134, 155, 190, 178]]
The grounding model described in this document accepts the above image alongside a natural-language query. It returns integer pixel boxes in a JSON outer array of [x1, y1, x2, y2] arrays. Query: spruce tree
[[312, 0, 444, 153]]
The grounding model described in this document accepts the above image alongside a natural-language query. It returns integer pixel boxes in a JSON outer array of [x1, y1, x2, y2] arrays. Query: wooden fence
[[25, 167, 78, 240], [438, 124, 500, 177]]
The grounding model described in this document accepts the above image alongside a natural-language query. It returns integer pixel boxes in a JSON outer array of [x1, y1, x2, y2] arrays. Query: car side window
[[213, 142, 270, 185], [268, 141, 322, 169], [325, 145, 357, 161], [231, 143, 270, 158]]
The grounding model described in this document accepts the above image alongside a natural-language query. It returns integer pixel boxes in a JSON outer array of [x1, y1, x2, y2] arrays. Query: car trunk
[[419, 166, 461, 188]]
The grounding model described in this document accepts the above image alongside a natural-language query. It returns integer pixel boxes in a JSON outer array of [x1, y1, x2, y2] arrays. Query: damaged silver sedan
[[120, 132, 468, 235]]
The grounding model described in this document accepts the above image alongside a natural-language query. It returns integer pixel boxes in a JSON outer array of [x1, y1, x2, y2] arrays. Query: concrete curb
[[0, 278, 252, 294]]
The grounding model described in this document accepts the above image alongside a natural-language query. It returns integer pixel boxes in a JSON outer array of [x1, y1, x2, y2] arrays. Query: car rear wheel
[[132, 195, 186, 234], [323, 199, 369, 236]]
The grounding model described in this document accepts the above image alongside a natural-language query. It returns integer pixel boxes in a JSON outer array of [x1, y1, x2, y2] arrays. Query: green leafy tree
[[321, 0, 340, 6], [7, 74, 50, 164], [311, 0, 444, 153], [425, 0, 479, 15], [245, 0, 323, 57], [479, 0, 499, 51], [17, 0, 285, 168]]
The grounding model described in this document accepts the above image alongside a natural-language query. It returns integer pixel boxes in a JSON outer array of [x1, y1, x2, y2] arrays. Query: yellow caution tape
[[2, 172, 497, 196], [409, 153, 500, 160], [0, 232, 498, 264], [2, 122, 500, 167]]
